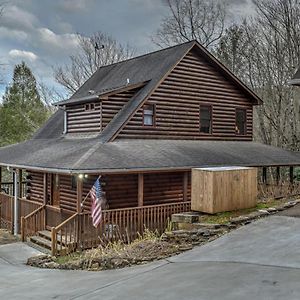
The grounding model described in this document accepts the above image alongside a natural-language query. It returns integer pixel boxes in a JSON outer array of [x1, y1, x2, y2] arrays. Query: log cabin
[[0, 40, 300, 255]]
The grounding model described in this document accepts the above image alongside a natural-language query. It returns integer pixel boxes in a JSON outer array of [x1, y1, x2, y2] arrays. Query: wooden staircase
[[29, 229, 76, 255]]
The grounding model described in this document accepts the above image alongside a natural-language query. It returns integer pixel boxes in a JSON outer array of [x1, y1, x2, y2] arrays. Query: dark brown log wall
[[66, 88, 140, 134], [117, 49, 253, 140], [26, 171, 50, 204], [66, 102, 101, 134]]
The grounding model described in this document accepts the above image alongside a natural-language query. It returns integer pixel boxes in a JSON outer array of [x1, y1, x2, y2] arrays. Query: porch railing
[[50, 201, 191, 256], [0, 193, 14, 229], [1, 181, 27, 197], [51, 213, 79, 256], [21, 205, 46, 241]]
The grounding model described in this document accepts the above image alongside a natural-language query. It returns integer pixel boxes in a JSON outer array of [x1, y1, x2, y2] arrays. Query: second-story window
[[200, 105, 212, 134], [235, 108, 247, 135], [143, 104, 155, 126]]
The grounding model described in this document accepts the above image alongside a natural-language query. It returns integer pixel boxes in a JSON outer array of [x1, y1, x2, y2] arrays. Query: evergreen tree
[[0, 62, 50, 146]]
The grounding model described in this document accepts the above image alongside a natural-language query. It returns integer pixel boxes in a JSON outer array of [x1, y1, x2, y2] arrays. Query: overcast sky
[[0, 0, 254, 99]]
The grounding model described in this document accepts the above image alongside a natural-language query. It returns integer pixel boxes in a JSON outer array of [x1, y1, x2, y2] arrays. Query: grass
[[199, 198, 287, 224], [0, 229, 19, 245]]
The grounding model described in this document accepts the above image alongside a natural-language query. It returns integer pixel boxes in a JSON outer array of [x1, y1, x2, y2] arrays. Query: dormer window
[[85, 103, 95, 111], [143, 104, 155, 126]]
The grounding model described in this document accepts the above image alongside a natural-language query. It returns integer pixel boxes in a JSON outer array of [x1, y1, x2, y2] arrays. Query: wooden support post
[[13, 170, 18, 235], [43, 173, 48, 205], [76, 175, 83, 213], [276, 167, 280, 185], [138, 174, 144, 207], [183, 172, 188, 202], [289, 166, 294, 185], [262, 167, 267, 184], [18, 169, 22, 198]]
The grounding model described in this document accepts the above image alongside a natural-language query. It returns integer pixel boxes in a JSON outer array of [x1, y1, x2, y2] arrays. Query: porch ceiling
[[0, 139, 299, 174]]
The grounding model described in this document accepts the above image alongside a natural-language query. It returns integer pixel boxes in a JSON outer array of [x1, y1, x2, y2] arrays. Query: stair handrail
[[51, 212, 79, 256], [21, 204, 46, 242]]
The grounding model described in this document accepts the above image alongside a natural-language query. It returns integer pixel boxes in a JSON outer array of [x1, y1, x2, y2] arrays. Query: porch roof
[[0, 138, 299, 174]]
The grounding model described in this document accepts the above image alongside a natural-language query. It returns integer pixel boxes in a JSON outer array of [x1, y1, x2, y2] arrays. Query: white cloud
[[36, 28, 79, 52], [9, 49, 38, 62], [59, 0, 95, 13], [1, 5, 39, 31]]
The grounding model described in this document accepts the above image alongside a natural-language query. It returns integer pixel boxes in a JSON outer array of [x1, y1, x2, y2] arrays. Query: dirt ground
[[0, 229, 19, 245]]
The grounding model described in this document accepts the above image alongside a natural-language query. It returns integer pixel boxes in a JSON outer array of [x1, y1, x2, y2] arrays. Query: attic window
[[85, 103, 95, 111], [143, 104, 155, 126]]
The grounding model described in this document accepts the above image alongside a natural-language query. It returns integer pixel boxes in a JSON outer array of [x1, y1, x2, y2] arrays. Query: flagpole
[[81, 175, 101, 207]]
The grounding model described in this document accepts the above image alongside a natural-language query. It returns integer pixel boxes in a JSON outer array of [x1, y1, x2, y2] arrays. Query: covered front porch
[[0, 167, 192, 255]]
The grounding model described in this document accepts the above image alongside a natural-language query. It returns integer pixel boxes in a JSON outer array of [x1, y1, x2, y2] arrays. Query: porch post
[[43, 173, 48, 205], [183, 172, 188, 201], [76, 175, 83, 213], [276, 167, 280, 185], [262, 167, 267, 184], [13, 169, 18, 235], [289, 166, 294, 185], [138, 173, 144, 207], [18, 169, 23, 198]]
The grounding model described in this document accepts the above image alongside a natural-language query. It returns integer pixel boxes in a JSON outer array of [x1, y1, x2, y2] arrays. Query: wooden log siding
[[26, 172, 50, 204], [143, 172, 190, 206], [66, 102, 101, 133], [118, 49, 253, 140], [66, 88, 140, 134], [101, 88, 140, 129]]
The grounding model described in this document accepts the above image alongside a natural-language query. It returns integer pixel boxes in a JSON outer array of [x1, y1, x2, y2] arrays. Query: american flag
[[90, 177, 103, 227]]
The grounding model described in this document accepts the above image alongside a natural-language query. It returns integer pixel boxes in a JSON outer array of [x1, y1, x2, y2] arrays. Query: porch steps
[[29, 230, 67, 255]]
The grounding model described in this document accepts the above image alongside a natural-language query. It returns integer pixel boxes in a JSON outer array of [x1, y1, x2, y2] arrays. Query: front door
[[52, 174, 60, 207]]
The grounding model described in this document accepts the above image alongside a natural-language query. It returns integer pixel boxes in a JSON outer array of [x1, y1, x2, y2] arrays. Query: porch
[[0, 165, 298, 256]]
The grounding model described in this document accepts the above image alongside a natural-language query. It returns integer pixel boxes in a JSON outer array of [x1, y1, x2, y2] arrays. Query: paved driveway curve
[[1, 215, 300, 300]]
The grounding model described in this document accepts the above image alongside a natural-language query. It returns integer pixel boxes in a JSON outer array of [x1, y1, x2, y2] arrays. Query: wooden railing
[[80, 201, 191, 250], [1, 181, 27, 197], [50, 201, 191, 256], [51, 213, 78, 256], [21, 205, 45, 241], [0, 193, 14, 230]]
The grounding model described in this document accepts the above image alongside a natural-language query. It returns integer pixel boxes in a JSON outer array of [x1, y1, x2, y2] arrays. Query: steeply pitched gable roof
[[38, 40, 263, 142]]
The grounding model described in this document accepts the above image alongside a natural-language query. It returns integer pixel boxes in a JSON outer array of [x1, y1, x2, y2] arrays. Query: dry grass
[[0, 229, 19, 245], [56, 229, 180, 270]]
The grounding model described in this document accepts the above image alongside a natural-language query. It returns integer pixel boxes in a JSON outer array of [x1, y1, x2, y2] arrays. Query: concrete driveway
[[1, 215, 300, 300]]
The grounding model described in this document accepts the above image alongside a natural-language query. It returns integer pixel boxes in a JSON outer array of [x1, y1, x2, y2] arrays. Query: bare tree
[[216, 0, 300, 150], [54, 31, 135, 95], [152, 0, 227, 48]]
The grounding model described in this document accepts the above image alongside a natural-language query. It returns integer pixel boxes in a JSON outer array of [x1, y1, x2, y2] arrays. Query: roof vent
[[126, 78, 130, 85], [88, 90, 95, 95]]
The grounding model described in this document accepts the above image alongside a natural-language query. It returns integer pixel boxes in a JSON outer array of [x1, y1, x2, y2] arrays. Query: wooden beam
[[18, 169, 23, 198], [290, 166, 294, 185], [13, 170, 18, 235], [77, 176, 83, 213], [138, 174, 144, 207], [43, 173, 48, 205], [183, 171, 188, 201], [262, 167, 267, 184], [276, 167, 280, 185]]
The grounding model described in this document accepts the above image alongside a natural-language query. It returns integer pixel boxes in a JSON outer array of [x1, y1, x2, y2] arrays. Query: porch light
[[78, 174, 84, 179], [84, 174, 88, 178]]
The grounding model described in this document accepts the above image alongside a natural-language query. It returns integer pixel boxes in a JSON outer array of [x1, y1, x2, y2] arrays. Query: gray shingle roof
[[0, 139, 299, 174]]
